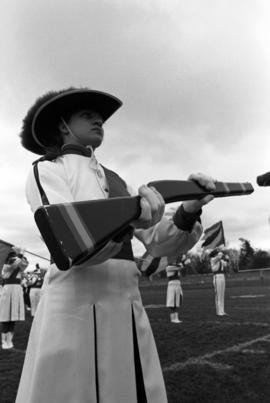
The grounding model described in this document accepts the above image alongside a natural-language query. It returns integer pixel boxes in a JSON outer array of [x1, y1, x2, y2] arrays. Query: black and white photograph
[[1, 1, 270, 402]]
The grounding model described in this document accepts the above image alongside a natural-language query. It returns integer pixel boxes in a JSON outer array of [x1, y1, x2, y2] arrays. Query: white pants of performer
[[213, 273, 225, 315], [166, 280, 183, 308], [29, 288, 42, 317]]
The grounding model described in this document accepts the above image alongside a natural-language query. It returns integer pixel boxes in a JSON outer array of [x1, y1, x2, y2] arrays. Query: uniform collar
[[33, 144, 94, 165], [61, 144, 93, 158]]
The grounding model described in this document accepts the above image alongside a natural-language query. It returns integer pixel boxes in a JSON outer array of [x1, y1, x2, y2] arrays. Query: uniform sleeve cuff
[[173, 204, 202, 232]]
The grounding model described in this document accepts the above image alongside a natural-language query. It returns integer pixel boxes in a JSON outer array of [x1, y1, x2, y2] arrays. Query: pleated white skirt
[[16, 260, 168, 403], [0, 284, 25, 322], [166, 280, 183, 307]]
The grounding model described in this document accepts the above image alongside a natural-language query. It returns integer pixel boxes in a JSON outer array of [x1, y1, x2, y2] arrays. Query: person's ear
[[58, 121, 69, 135]]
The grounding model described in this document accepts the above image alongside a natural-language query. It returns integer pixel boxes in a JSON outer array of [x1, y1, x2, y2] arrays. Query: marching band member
[[166, 262, 184, 323], [180, 253, 192, 276], [209, 248, 229, 316], [16, 87, 216, 403], [29, 264, 44, 317], [21, 272, 31, 311], [0, 248, 28, 349]]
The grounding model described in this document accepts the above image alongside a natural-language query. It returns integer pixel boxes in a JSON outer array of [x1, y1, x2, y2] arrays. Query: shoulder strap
[[32, 152, 61, 206], [33, 161, 50, 206]]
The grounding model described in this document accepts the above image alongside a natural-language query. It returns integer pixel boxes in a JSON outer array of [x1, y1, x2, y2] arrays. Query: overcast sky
[[1, 0, 270, 266]]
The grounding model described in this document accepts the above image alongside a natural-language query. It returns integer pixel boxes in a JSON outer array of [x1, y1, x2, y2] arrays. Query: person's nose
[[93, 119, 103, 127]]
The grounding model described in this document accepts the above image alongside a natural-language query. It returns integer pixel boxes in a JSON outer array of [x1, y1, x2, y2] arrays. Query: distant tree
[[225, 248, 240, 273], [188, 252, 210, 274], [238, 238, 255, 270], [253, 249, 270, 269]]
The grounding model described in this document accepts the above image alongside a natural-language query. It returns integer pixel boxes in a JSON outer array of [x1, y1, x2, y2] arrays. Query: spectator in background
[[209, 248, 229, 316], [0, 248, 28, 349]]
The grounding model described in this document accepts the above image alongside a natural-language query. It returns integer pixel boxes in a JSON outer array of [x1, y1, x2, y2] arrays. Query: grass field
[[1, 276, 270, 403]]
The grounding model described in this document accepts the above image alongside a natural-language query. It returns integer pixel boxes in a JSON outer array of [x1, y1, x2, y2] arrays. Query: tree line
[[136, 238, 270, 277], [184, 238, 270, 275]]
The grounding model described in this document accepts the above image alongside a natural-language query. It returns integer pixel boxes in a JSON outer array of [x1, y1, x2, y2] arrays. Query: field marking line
[[241, 349, 266, 354], [166, 358, 233, 371], [233, 307, 270, 311], [163, 333, 270, 372], [200, 360, 232, 370], [0, 347, 26, 354], [199, 321, 270, 327], [7, 348, 26, 354], [230, 295, 265, 298], [144, 304, 165, 308], [12, 348, 26, 354]]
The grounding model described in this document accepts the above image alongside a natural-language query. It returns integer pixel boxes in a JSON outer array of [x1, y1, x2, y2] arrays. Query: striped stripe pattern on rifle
[[44, 203, 96, 261]]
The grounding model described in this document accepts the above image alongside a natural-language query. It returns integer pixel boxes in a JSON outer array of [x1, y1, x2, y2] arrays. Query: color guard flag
[[0, 239, 13, 269], [201, 221, 225, 250], [139, 251, 168, 278]]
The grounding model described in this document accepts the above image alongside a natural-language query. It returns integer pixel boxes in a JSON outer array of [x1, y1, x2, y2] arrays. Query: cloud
[[1, 0, 270, 258]]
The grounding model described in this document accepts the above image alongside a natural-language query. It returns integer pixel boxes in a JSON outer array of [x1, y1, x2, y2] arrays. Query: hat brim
[[32, 89, 122, 151]]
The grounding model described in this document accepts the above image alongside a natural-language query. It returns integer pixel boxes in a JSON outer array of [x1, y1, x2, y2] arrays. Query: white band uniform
[[16, 153, 202, 403], [166, 280, 183, 307], [166, 265, 183, 308]]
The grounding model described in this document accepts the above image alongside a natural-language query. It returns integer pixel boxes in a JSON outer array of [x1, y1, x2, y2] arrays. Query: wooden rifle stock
[[34, 180, 253, 271]]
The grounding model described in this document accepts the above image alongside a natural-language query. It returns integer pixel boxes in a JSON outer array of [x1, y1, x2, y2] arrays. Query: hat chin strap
[[61, 117, 85, 145]]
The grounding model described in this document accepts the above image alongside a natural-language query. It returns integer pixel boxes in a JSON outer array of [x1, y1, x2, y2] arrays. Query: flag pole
[[0, 239, 50, 262], [24, 249, 50, 262], [0, 239, 13, 247], [221, 221, 226, 247]]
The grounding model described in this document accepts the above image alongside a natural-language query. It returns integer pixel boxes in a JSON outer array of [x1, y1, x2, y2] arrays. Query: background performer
[[0, 248, 28, 349], [209, 248, 229, 316], [166, 262, 184, 323], [29, 264, 44, 317]]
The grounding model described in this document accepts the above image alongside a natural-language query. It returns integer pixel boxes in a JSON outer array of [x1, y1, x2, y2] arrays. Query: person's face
[[62, 109, 104, 148]]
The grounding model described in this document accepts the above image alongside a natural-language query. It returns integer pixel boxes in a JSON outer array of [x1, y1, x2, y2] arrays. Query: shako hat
[[20, 87, 122, 155]]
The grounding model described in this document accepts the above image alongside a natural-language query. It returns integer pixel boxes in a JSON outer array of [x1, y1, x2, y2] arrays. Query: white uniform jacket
[[16, 152, 203, 403]]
